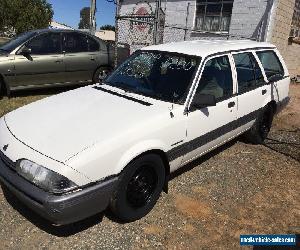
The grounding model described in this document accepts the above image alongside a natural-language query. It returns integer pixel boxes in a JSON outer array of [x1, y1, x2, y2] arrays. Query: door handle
[[228, 101, 235, 108], [262, 89, 267, 95], [55, 60, 63, 63], [90, 58, 95, 61]]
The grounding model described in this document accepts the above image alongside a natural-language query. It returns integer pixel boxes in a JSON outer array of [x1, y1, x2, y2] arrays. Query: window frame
[[231, 50, 268, 94], [63, 32, 89, 54], [193, 0, 234, 33], [17, 32, 63, 56], [86, 35, 101, 52], [255, 49, 285, 82], [186, 53, 236, 112]]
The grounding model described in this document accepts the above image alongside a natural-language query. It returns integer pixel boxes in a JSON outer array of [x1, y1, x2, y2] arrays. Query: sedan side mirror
[[20, 47, 32, 56], [190, 93, 216, 110]]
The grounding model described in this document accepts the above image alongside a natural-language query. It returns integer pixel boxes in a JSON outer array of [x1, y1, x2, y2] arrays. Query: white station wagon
[[0, 40, 290, 225]]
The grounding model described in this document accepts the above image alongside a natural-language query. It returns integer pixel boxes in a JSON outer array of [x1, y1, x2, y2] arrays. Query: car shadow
[[264, 129, 300, 162], [1, 185, 104, 237], [170, 138, 238, 181]]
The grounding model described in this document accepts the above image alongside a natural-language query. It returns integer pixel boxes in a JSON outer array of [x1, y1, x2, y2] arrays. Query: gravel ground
[[0, 84, 299, 250]]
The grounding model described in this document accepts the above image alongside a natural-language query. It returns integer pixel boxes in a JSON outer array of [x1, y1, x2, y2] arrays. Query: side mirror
[[20, 47, 32, 56], [190, 93, 216, 110], [268, 74, 283, 84]]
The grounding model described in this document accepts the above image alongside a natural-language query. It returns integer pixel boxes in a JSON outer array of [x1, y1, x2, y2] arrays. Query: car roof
[[141, 40, 276, 58], [33, 28, 91, 35]]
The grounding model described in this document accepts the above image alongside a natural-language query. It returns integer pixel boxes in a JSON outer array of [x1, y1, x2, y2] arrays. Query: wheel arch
[[116, 145, 171, 193]]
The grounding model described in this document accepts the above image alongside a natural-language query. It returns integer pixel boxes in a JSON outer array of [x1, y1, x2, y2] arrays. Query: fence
[[114, 0, 261, 64]]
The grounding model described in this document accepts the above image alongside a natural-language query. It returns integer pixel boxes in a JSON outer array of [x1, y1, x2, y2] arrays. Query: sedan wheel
[[93, 67, 111, 83], [110, 154, 165, 222]]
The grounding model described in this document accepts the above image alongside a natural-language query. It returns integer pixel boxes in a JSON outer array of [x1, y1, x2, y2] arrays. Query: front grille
[[0, 150, 15, 171]]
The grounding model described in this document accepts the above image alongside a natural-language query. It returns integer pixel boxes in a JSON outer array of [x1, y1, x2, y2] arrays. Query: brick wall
[[268, 0, 300, 77]]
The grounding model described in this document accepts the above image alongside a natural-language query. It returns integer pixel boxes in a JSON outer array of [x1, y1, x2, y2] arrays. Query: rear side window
[[196, 55, 233, 101], [256, 50, 284, 80], [64, 32, 88, 53], [87, 36, 100, 52], [233, 52, 265, 93]]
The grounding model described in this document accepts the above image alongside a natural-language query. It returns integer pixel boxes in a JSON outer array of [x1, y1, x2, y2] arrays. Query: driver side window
[[196, 55, 233, 102], [25, 33, 61, 55]]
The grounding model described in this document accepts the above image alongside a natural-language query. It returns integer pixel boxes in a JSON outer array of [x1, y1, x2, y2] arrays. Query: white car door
[[231, 51, 270, 133], [181, 54, 238, 165]]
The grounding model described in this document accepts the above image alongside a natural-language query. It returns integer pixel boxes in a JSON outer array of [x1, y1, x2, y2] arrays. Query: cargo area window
[[256, 51, 284, 80]]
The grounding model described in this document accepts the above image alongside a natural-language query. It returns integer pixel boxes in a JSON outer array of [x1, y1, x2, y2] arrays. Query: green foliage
[[100, 25, 115, 31], [0, 0, 53, 35], [78, 7, 90, 29]]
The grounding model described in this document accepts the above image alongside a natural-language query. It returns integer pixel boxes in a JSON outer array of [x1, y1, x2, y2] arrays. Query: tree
[[100, 25, 115, 31], [78, 7, 90, 29], [0, 0, 53, 35]]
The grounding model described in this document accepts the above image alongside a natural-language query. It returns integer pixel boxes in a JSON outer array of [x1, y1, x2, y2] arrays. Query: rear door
[[63, 32, 97, 83], [182, 54, 238, 164], [13, 32, 65, 87], [231, 51, 269, 133]]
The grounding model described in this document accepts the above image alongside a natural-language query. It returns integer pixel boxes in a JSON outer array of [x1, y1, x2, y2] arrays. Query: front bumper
[[0, 153, 118, 225]]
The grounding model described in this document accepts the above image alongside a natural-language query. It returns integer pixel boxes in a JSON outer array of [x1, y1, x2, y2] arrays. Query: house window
[[290, 0, 300, 37], [195, 0, 234, 32]]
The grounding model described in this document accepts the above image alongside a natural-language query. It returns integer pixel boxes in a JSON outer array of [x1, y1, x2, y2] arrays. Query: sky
[[47, 0, 116, 29]]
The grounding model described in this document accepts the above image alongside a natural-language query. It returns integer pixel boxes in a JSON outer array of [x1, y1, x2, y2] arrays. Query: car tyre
[[0, 79, 4, 99], [110, 154, 165, 222], [93, 67, 112, 84], [244, 105, 275, 144]]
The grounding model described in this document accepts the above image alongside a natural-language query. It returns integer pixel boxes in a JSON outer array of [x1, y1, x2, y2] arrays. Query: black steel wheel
[[110, 154, 165, 222], [243, 105, 275, 144], [126, 165, 158, 208]]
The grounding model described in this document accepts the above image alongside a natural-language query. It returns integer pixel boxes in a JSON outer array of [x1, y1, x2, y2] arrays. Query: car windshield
[[104, 51, 200, 103], [0, 31, 36, 53]]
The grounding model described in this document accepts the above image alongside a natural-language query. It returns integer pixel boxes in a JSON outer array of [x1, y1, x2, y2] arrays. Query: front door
[[13, 32, 65, 88], [182, 54, 238, 164]]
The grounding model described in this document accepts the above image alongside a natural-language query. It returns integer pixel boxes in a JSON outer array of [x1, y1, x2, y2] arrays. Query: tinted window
[[0, 31, 36, 53], [196, 55, 233, 101], [256, 50, 284, 80], [64, 33, 88, 53], [87, 36, 100, 52], [25, 33, 61, 55], [233, 52, 264, 93]]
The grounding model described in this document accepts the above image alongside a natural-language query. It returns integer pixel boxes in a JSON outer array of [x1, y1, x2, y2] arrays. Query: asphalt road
[[0, 84, 299, 250]]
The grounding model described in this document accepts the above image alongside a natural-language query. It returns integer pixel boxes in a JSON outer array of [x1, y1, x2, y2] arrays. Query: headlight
[[16, 159, 78, 194]]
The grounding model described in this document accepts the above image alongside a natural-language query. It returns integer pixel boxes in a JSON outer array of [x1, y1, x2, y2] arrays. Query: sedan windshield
[[0, 31, 36, 53], [104, 51, 200, 103]]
